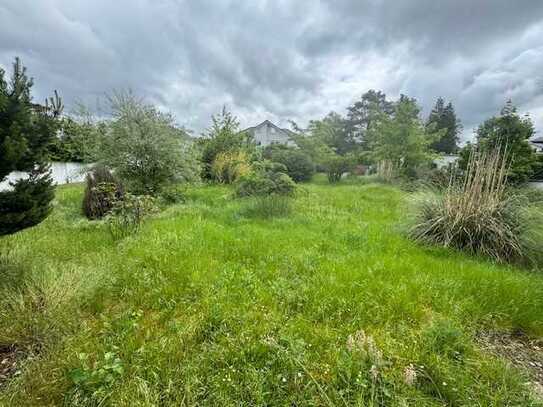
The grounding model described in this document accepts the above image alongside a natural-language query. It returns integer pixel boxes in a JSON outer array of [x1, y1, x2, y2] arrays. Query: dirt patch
[[0, 344, 24, 389], [478, 330, 543, 399]]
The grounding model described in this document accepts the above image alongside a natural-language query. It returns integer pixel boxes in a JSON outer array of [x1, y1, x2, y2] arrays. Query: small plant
[[409, 146, 542, 263], [82, 166, 124, 220], [159, 184, 187, 205], [107, 193, 157, 239], [241, 194, 293, 219], [68, 351, 124, 397]]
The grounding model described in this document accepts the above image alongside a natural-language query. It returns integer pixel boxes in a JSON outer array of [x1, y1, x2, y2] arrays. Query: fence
[[0, 162, 93, 191]]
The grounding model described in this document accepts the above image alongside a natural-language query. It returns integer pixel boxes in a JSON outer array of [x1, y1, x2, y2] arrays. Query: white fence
[[0, 162, 93, 191]]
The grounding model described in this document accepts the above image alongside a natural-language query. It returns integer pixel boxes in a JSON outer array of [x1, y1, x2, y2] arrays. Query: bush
[[82, 166, 124, 220], [100, 91, 199, 195], [241, 195, 293, 219], [211, 151, 251, 184], [235, 161, 296, 197], [107, 193, 157, 240], [159, 184, 187, 205], [264, 146, 315, 182], [325, 155, 352, 183], [409, 146, 543, 264]]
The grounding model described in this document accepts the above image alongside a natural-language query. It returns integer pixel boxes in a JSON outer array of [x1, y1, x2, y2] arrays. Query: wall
[[0, 162, 93, 191]]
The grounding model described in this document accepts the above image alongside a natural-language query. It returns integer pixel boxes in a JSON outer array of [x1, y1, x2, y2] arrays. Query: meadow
[[1, 177, 542, 406]]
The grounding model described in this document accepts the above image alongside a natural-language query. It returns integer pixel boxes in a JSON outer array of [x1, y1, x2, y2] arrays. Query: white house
[[530, 136, 543, 154], [243, 120, 295, 147]]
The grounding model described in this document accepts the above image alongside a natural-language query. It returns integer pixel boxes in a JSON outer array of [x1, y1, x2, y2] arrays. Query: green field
[[1, 178, 542, 406]]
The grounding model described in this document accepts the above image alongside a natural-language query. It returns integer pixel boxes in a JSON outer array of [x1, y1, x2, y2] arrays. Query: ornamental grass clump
[[409, 146, 542, 264]]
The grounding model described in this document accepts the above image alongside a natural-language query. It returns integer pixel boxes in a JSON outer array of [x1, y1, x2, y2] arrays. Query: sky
[[1, 0, 543, 140]]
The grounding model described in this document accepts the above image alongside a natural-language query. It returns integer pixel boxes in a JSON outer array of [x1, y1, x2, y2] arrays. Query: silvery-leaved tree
[[0, 57, 63, 236]]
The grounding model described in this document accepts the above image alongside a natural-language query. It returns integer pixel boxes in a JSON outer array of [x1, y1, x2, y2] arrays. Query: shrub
[[264, 146, 315, 182], [409, 146, 542, 264], [241, 195, 293, 219], [107, 193, 157, 239], [159, 184, 187, 205], [100, 91, 199, 195], [235, 161, 296, 197], [211, 150, 251, 184], [82, 166, 124, 220], [325, 155, 352, 183]]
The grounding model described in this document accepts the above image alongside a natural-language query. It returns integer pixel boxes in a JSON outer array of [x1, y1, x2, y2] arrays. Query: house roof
[[531, 136, 543, 144], [243, 120, 292, 136]]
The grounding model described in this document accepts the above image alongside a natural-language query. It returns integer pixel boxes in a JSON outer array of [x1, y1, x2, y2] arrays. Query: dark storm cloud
[[1, 0, 542, 137]]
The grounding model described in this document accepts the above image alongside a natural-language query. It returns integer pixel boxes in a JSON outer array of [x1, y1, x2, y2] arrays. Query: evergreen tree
[[0, 57, 62, 236], [426, 98, 461, 154]]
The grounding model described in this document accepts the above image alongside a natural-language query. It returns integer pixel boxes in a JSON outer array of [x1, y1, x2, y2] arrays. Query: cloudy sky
[[1, 0, 543, 140]]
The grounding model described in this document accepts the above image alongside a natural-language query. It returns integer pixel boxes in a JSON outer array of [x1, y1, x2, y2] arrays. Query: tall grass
[[409, 146, 542, 264]]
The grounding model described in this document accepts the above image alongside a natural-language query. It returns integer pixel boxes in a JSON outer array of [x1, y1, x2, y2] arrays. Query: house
[[530, 136, 543, 154], [242, 120, 295, 147]]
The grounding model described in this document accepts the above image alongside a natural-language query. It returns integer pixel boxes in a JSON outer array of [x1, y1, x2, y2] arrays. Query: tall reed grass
[[409, 146, 542, 264]]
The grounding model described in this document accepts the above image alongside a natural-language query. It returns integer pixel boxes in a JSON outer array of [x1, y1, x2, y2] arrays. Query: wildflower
[[370, 364, 379, 381]]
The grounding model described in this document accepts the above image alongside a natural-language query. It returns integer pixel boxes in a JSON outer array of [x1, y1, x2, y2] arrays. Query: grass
[[0, 178, 542, 405]]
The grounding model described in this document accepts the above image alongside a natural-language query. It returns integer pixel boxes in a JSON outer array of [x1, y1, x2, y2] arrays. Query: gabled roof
[[243, 120, 292, 136]]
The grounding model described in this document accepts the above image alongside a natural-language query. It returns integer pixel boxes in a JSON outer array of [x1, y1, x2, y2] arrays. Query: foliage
[[82, 166, 124, 220], [49, 113, 105, 163], [1, 183, 543, 405], [0, 57, 62, 236], [409, 146, 543, 264], [426, 98, 461, 154], [459, 101, 539, 185], [199, 106, 255, 181], [240, 194, 293, 219], [306, 112, 354, 155], [100, 91, 199, 195], [367, 95, 434, 178], [211, 150, 251, 184], [68, 351, 124, 399], [325, 154, 353, 183], [263, 144, 315, 182], [159, 184, 187, 205], [107, 193, 157, 239], [345, 90, 395, 150], [235, 161, 296, 197]]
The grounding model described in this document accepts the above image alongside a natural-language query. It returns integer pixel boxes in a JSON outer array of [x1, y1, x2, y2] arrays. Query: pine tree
[[0, 57, 62, 235], [426, 98, 461, 154]]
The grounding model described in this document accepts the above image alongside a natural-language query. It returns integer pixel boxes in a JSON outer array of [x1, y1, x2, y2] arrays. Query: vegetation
[[367, 96, 434, 179], [459, 101, 539, 185], [200, 107, 254, 181], [0, 58, 62, 236], [100, 91, 199, 195], [425, 97, 461, 154], [263, 144, 315, 182], [409, 147, 543, 264], [235, 161, 296, 197], [82, 166, 124, 220], [1, 180, 542, 405], [211, 150, 251, 184]]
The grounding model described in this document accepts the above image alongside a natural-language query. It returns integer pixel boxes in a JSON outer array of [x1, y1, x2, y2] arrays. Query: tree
[[307, 112, 352, 155], [368, 95, 434, 178], [263, 144, 315, 182], [460, 101, 539, 184], [426, 98, 461, 154], [199, 106, 254, 181], [100, 91, 199, 195], [0, 58, 62, 235], [345, 90, 394, 148]]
